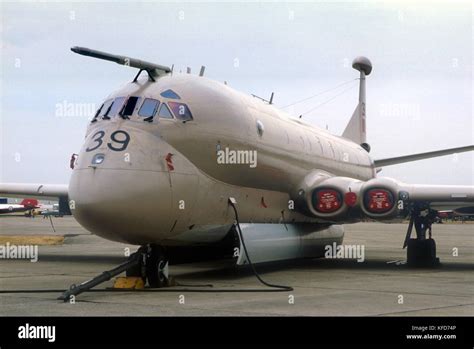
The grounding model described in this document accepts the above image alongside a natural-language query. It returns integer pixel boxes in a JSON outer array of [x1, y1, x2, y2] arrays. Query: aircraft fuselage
[[69, 74, 375, 245]]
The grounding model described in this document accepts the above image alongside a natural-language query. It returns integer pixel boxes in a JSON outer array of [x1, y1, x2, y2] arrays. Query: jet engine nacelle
[[293, 171, 363, 221], [359, 177, 408, 220]]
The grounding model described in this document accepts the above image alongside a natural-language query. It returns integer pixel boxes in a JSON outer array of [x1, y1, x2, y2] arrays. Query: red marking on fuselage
[[166, 153, 174, 171]]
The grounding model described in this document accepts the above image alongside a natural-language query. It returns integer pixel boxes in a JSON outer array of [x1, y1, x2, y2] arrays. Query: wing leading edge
[[0, 183, 68, 200], [374, 145, 474, 168], [400, 183, 474, 211]]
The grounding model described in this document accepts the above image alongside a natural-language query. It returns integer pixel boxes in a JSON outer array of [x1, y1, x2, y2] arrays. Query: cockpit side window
[[104, 97, 126, 119], [121, 96, 141, 118], [91, 103, 104, 123], [99, 99, 113, 120], [158, 103, 174, 119], [138, 98, 160, 122], [168, 102, 193, 121]]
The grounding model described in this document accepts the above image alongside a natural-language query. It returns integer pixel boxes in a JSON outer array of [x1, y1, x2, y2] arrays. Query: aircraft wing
[[399, 183, 474, 212], [0, 183, 68, 200], [374, 145, 474, 167]]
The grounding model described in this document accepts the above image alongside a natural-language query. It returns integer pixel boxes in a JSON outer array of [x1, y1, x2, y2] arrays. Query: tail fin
[[342, 56, 372, 152]]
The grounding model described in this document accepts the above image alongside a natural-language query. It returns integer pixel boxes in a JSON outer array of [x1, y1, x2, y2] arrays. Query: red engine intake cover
[[313, 189, 342, 213], [364, 189, 394, 213]]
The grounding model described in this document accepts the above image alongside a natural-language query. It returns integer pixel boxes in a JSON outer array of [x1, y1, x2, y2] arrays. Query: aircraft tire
[[145, 245, 168, 288]]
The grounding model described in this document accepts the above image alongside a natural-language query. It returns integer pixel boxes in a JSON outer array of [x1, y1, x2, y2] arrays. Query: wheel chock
[[113, 277, 145, 289]]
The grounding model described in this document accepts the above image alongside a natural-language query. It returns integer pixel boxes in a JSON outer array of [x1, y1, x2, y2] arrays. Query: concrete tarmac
[[0, 216, 472, 316]]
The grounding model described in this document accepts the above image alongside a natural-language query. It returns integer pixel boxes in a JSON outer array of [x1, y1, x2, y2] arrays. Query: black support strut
[[58, 252, 142, 302]]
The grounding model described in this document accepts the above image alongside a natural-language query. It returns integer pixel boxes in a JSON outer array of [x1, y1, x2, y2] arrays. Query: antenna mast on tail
[[342, 56, 372, 152]]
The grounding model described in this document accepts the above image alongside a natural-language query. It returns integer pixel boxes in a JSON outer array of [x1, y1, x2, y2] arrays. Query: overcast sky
[[1, 1, 472, 185]]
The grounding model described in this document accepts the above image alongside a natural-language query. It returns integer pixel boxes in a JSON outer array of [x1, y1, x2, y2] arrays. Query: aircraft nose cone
[[69, 168, 173, 244], [68, 126, 175, 244]]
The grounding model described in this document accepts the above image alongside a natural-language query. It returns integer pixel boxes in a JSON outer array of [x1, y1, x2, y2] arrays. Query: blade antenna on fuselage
[[70, 46, 171, 82]]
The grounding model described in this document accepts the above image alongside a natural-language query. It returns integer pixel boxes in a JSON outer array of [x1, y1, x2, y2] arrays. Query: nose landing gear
[[403, 208, 440, 267], [126, 244, 170, 288], [125, 244, 169, 288]]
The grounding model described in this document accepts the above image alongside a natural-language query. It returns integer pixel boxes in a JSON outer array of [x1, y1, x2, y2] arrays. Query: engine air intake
[[313, 189, 343, 213], [364, 189, 394, 213]]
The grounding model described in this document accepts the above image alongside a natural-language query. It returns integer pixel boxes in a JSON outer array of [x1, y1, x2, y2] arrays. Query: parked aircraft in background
[[0, 198, 39, 215]]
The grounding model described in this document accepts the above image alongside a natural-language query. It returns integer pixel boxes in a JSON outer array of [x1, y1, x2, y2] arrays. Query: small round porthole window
[[91, 153, 105, 165], [256, 120, 264, 137]]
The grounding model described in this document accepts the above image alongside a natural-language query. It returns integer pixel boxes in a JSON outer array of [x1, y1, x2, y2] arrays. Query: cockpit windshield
[[138, 98, 160, 118], [92, 94, 194, 124], [121, 96, 141, 118]]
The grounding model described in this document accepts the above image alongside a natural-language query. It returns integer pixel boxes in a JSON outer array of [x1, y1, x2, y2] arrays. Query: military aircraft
[[0, 198, 39, 214], [1, 47, 473, 292]]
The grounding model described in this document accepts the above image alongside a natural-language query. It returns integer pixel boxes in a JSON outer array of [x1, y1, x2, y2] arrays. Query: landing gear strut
[[403, 209, 440, 267], [125, 244, 169, 288]]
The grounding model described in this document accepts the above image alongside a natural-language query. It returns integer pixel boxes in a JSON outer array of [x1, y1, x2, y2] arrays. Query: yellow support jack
[[113, 277, 145, 289]]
